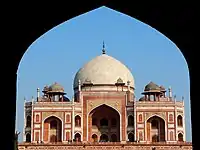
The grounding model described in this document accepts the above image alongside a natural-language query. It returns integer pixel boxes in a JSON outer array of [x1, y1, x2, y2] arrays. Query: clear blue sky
[[16, 6, 192, 142]]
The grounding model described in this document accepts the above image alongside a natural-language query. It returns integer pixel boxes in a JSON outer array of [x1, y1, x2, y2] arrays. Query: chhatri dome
[[73, 43, 135, 89]]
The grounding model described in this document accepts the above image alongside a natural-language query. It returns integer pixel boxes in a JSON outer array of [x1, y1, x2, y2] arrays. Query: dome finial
[[102, 41, 106, 54]]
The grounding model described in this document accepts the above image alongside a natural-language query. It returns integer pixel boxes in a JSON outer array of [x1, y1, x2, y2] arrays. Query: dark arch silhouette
[[5, 3, 195, 150], [111, 134, 117, 142], [25, 133, 31, 142], [92, 134, 98, 142], [178, 133, 184, 142], [128, 115, 134, 126], [75, 115, 81, 127], [177, 115, 183, 127], [128, 132, 134, 142], [74, 133, 81, 142], [100, 134, 109, 142], [26, 116, 31, 128]]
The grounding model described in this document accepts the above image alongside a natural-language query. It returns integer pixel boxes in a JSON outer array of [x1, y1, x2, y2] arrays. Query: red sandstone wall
[[18, 144, 192, 150]]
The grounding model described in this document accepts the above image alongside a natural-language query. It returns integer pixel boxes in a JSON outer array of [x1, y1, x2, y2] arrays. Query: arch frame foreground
[[5, 3, 195, 150]]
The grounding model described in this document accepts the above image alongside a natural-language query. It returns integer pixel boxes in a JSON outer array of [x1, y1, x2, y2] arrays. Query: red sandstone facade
[[20, 51, 192, 149]]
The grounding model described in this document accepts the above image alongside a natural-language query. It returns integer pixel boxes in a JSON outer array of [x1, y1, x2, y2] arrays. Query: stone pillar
[[88, 115, 92, 142], [72, 100, 74, 141], [121, 97, 126, 143], [83, 99, 87, 142], [134, 97, 137, 142], [148, 94, 150, 101]]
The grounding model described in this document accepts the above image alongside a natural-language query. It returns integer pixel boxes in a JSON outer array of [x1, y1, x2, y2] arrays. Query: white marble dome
[[73, 53, 135, 89]]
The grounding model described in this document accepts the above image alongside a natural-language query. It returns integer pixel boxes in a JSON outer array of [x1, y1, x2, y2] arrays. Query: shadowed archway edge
[[4, 2, 196, 150]]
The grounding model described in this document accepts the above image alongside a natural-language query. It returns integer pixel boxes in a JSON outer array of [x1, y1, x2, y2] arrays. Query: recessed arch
[[25, 133, 31, 142], [43, 115, 63, 123], [88, 103, 121, 116], [177, 115, 183, 127], [92, 134, 98, 142], [26, 115, 31, 128], [74, 133, 81, 142], [100, 134, 109, 142], [88, 104, 120, 142], [35, 114, 40, 122], [42, 116, 62, 142], [146, 115, 166, 142], [128, 132, 134, 142], [74, 131, 82, 135], [87, 103, 121, 141], [75, 115, 81, 127], [178, 133, 184, 142], [145, 114, 166, 123], [169, 114, 173, 122], [128, 115, 134, 126], [170, 131, 174, 141], [111, 134, 117, 142]]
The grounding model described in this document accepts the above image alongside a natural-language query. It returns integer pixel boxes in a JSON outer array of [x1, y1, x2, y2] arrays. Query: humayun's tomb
[[18, 45, 192, 150]]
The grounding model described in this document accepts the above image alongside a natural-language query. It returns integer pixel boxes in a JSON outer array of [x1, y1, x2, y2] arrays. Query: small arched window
[[36, 114, 39, 122], [178, 133, 183, 142], [66, 132, 70, 141], [75, 115, 81, 127], [111, 134, 117, 142], [170, 131, 174, 141], [74, 133, 81, 142], [92, 134, 98, 142], [169, 114, 173, 122], [177, 115, 183, 127], [26, 133, 31, 142], [128, 133, 134, 142], [66, 114, 70, 123], [26, 116, 31, 127], [35, 132, 39, 141], [128, 115, 134, 126], [139, 114, 142, 122], [139, 131, 143, 141]]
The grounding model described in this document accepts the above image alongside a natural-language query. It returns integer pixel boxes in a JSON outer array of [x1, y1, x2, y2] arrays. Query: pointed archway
[[74, 133, 81, 142], [25, 133, 31, 142], [92, 134, 98, 142], [88, 104, 120, 142], [100, 134, 109, 142], [43, 116, 62, 143], [146, 116, 165, 142], [128, 132, 134, 142]]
